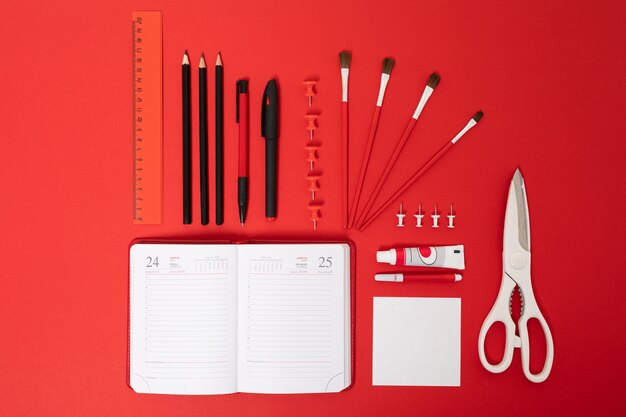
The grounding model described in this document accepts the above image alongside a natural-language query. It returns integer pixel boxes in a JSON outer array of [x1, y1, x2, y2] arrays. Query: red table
[[1, 0, 625, 415]]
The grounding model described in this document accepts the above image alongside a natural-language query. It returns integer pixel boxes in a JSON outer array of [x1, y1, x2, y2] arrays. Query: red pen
[[236, 80, 249, 225], [375, 272, 462, 283]]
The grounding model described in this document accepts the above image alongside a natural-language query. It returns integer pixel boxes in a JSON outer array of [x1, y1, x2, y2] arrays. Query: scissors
[[478, 169, 554, 383]]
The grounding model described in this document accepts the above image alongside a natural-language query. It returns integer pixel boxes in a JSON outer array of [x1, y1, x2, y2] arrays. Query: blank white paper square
[[372, 297, 461, 387]]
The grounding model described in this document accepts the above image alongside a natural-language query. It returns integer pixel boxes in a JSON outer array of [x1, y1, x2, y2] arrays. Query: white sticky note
[[372, 297, 461, 387]]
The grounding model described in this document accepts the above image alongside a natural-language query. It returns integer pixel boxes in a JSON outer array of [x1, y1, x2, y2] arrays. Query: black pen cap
[[261, 79, 279, 140]]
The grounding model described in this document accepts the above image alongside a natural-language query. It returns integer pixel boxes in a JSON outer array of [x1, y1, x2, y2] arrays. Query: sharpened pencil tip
[[199, 54, 206, 68], [216, 52, 223, 66], [182, 51, 190, 65]]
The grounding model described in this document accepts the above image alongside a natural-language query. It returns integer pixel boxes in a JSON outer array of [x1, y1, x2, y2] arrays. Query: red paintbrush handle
[[348, 105, 381, 228], [356, 118, 417, 228], [360, 140, 454, 230], [342, 101, 349, 228]]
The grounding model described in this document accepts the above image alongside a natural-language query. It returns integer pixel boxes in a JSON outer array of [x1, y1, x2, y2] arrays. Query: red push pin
[[305, 145, 319, 171], [306, 174, 320, 200], [304, 114, 318, 141], [303, 80, 317, 107], [308, 204, 322, 230]]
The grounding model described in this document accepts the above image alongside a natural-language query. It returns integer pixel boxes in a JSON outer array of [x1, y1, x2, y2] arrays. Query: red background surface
[[1, 0, 625, 415]]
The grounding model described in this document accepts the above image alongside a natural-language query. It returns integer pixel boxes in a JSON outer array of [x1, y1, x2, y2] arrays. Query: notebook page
[[236, 244, 349, 393], [129, 244, 238, 394]]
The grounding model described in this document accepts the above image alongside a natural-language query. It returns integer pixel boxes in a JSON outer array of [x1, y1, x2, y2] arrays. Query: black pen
[[261, 79, 279, 221], [236, 80, 249, 225]]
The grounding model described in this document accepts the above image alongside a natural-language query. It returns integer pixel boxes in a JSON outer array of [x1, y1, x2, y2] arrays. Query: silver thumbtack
[[413, 203, 424, 228], [431, 204, 440, 228], [447, 204, 455, 228], [396, 202, 406, 227]]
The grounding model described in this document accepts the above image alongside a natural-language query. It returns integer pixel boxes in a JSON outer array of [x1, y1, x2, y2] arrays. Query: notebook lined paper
[[129, 242, 350, 395]]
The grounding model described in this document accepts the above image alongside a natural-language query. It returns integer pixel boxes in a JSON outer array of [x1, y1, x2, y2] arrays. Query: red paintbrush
[[355, 73, 441, 228], [348, 57, 395, 228], [339, 51, 352, 228], [359, 111, 483, 230]]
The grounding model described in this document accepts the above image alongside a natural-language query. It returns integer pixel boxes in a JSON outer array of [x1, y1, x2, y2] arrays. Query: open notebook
[[129, 242, 352, 395]]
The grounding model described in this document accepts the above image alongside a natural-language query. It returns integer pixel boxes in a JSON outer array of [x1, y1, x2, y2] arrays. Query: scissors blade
[[504, 169, 530, 255]]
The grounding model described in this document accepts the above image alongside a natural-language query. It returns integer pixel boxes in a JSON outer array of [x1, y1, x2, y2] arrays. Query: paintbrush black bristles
[[340, 51, 352, 69], [473, 111, 484, 122], [427, 72, 441, 89], [382, 58, 395, 75]]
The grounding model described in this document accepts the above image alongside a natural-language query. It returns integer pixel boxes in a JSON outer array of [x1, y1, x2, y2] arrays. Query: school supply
[[348, 57, 394, 228], [129, 242, 352, 395], [303, 80, 317, 107], [376, 245, 465, 270], [478, 169, 554, 383], [236, 80, 249, 225], [413, 204, 424, 227], [132, 11, 162, 224], [304, 114, 318, 141], [375, 272, 462, 282], [199, 54, 209, 225], [359, 111, 484, 230], [447, 204, 455, 228], [261, 80, 279, 221], [395, 202, 406, 227], [431, 204, 441, 228], [305, 145, 318, 171], [215, 53, 224, 225], [307, 204, 322, 230], [306, 174, 320, 200], [339, 51, 352, 228], [355, 73, 440, 228], [373, 297, 460, 386], [182, 51, 192, 224]]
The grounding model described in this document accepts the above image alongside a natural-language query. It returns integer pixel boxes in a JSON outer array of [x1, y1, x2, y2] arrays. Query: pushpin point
[[303, 80, 317, 107], [305, 145, 319, 171], [308, 204, 322, 230], [304, 114, 318, 141], [431, 204, 440, 228], [447, 204, 455, 228], [396, 202, 406, 227], [306, 174, 320, 200], [413, 203, 424, 228]]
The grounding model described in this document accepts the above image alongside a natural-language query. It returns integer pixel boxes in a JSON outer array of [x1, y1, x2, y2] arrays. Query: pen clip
[[261, 89, 267, 137]]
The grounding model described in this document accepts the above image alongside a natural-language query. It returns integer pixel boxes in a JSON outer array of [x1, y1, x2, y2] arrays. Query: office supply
[[306, 174, 320, 200], [182, 51, 192, 224], [261, 79, 279, 221], [375, 273, 462, 282], [305, 145, 318, 171], [339, 51, 352, 228], [396, 202, 405, 227], [447, 204, 455, 228], [129, 242, 352, 394], [236, 80, 249, 225], [355, 73, 440, 229], [303, 80, 317, 107], [359, 111, 484, 230], [377, 245, 465, 269], [348, 57, 395, 228], [199, 54, 209, 225], [132, 11, 162, 224], [478, 169, 554, 383], [215, 53, 224, 225], [373, 297, 460, 386], [304, 114, 318, 141], [432, 204, 440, 228], [414, 204, 424, 227], [308, 204, 322, 230]]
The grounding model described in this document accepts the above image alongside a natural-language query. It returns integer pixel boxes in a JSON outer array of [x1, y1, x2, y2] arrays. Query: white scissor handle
[[478, 273, 518, 373], [517, 296, 554, 383]]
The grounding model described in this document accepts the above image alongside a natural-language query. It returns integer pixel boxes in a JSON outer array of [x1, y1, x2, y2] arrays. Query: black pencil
[[215, 52, 224, 225], [182, 51, 191, 224], [199, 54, 209, 225]]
